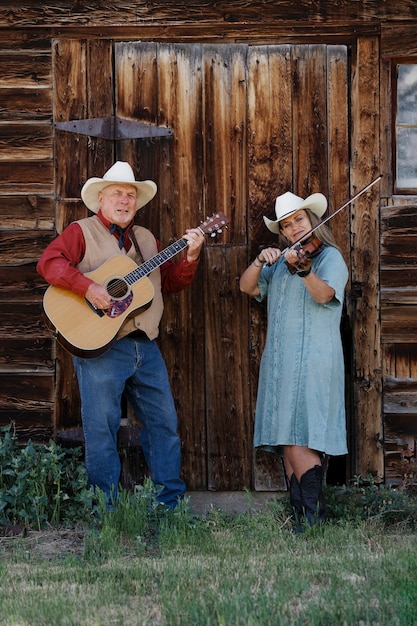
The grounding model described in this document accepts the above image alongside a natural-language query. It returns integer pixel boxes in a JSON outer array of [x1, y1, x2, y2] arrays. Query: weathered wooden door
[[53, 40, 350, 490]]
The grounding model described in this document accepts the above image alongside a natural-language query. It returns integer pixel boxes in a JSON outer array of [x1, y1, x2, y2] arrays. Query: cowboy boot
[[299, 464, 327, 526], [289, 473, 303, 523]]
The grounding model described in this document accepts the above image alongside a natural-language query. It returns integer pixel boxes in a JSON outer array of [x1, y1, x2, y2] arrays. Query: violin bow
[[282, 174, 383, 254]]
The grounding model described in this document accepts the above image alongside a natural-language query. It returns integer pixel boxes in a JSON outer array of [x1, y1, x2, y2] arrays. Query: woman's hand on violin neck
[[257, 247, 282, 266], [284, 249, 312, 273]]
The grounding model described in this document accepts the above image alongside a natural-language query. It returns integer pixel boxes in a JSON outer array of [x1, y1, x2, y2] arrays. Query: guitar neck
[[127, 238, 188, 285]]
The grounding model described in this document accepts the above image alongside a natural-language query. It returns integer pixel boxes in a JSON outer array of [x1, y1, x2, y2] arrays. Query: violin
[[285, 235, 324, 275]]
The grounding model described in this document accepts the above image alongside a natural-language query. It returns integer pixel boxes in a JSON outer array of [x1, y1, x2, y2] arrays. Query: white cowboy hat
[[263, 191, 327, 234], [81, 161, 157, 213]]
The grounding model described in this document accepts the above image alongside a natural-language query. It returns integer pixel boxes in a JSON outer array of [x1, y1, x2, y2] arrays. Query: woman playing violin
[[240, 191, 348, 529]]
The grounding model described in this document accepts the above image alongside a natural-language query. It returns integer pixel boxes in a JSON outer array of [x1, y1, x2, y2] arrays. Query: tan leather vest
[[76, 215, 163, 340]]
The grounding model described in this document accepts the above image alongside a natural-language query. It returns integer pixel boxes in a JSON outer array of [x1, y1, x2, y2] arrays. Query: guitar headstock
[[199, 212, 230, 238]]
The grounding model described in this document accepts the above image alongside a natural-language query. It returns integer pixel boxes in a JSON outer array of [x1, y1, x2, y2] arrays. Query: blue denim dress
[[254, 245, 349, 456]]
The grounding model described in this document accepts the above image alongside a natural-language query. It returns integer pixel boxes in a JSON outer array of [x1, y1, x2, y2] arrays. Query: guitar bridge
[[85, 299, 105, 317]]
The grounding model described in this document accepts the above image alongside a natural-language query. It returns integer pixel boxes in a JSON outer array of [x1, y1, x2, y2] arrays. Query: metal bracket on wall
[[54, 116, 173, 140]]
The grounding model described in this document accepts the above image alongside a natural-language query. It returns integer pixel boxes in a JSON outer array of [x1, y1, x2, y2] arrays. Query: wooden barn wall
[[1, 0, 417, 488], [379, 24, 417, 485], [0, 34, 55, 441]]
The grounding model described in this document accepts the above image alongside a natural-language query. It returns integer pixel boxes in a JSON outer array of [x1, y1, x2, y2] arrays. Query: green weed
[[0, 425, 92, 529]]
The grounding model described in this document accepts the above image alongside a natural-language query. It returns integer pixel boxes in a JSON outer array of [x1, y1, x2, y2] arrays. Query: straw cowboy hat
[[264, 191, 327, 234], [81, 161, 157, 213]]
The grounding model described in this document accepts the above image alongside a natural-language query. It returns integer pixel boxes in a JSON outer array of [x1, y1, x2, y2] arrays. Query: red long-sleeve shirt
[[37, 212, 200, 296]]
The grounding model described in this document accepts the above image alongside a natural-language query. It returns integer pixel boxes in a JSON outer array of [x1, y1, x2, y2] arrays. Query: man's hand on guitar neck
[[183, 227, 205, 263], [85, 282, 112, 310]]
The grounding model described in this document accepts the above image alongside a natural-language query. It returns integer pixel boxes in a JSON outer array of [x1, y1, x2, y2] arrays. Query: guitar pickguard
[[107, 293, 134, 318]]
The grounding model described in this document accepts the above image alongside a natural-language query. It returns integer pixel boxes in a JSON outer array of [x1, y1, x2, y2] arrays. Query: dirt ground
[[0, 526, 87, 559]]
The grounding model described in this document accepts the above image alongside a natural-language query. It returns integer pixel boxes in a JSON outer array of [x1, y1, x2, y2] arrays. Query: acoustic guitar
[[43, 212, 229, 358]]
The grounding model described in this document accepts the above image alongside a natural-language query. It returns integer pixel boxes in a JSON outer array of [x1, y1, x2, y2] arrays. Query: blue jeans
[[72, 335, 186, 509]]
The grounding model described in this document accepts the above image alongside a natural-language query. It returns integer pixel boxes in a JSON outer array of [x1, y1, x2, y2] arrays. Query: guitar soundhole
[[105, 276, 130, 300]]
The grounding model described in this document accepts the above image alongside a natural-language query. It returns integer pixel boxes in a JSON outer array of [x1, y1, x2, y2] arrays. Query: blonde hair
[[278, 208, 342, 254]]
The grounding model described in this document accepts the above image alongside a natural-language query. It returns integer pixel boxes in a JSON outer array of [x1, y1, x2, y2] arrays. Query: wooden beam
[[350, 36, 383, 480], [0, 1, 415, 28]]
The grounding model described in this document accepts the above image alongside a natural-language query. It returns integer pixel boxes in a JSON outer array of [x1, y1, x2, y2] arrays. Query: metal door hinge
[[54, 116, 173, 140]]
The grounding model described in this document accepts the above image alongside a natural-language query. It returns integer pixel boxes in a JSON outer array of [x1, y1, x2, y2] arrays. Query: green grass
[[1, 485, 417, 626], [1, 428, 416, 625]]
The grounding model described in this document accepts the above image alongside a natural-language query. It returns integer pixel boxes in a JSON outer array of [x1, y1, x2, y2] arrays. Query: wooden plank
[[381, 203, 417, 228], [246, 45, 292, 489], [0, 122, 53, 161], [0, 301, 50, 339], [203, 43, 246, 245], [1, 1, 416, 27], [85, 39, 115, 176], [0, 30, 50, 50], [0, 230, 54, 265], [327, 45, 350, 262], [292, 45, 328, 196], [0, 414, 53, 443], [0, 161, 53, 193], [10, 24, 378, 45], [0, 88, 52, 121], [156, 43, 206, 488], [247, 45, 293, 250], [115, 41, 160, 235], [381, 23, 417, 57], [155, 43, 206, 488], [379, 56, 393, 194], [381, 305, 417, 343], [53, 38, 89, 199], [381, 285, 417, 304], [0, 337, 54, 372], [350, 36, 383, 479], [0, 196, 54, 230], [54, 344, 81, 433], [0, 372, 54, 407], [205, 246, 253, 490], [0, 51, 51, 87], [0, 264, 47, 302], [381, 233, 417, 264], [383, 378, 417, 420]]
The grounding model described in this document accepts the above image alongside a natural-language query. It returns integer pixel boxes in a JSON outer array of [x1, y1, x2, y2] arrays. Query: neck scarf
[[109, 223, 129, 249]]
